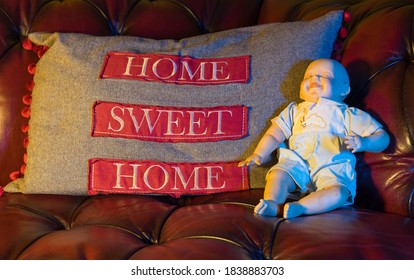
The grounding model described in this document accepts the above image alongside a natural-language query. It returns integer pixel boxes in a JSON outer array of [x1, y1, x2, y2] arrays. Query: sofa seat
[[1, 190, 414, 259]]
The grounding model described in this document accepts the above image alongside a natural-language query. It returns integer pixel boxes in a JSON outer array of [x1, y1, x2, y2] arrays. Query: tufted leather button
[[30, 1, 112, 35], [121, 0, 204, 39]]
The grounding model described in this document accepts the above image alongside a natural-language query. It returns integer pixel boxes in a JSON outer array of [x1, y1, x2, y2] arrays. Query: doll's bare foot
[[254, 199, 281, 216], [283, 202, 306, 219]]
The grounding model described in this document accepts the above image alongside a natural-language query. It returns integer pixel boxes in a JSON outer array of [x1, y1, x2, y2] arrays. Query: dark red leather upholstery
[[1, 0, 414, 259]]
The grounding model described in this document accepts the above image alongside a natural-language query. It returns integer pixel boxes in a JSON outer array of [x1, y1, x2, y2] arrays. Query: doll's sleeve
[[271, 102, 296, 139], [346, 107, 384, 137]]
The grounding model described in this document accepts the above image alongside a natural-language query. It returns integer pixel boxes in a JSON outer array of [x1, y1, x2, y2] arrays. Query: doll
[[239, 58, 390, 219]]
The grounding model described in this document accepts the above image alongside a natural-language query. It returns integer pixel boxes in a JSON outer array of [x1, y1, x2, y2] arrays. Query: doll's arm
[[239, 123, 286, 166], [344, 128, 390, 153]]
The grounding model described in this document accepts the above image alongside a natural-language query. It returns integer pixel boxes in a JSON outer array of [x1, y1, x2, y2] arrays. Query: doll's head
[[300, 58, 350, 103]]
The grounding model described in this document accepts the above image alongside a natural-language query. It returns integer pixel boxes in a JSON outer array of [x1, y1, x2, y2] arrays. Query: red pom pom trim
[[331, 10, 351, 61], [10, 171, 21, 181], [22, 38, 33, 50], [333, 40, 344, 51], [20, 164, 26, 174], [332, 53, 342, 61], [21, 107, 30, 118], [11, 38, 46, 185], [26, 80, 35, 92], [37, 49, 47, 58], [21, 123, 29, 133], [343, 11, 351, 23], [32, 45, 43, 54], [23, 137, 29, 149], [339, 27, 348, 39], [17, 38, 49, 184], [28, 63, 36, 75], [22, 94, 32, 105]]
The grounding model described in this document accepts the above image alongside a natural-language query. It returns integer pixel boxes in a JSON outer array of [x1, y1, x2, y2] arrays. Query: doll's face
[[300, 59, 350, 103]]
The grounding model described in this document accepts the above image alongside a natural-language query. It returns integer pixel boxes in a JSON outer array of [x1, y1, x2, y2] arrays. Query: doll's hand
[[344, 135, 365, 153], [238, 154, 263, 167]]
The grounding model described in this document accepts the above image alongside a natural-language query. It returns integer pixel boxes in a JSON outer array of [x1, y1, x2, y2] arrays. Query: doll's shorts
[[267, 148, 356, 205]]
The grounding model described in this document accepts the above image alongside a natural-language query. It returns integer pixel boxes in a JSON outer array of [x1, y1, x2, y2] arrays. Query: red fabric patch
[[88, 159, 249, 197], [92, 101, 248, 142], [100, 52, 250, 85]]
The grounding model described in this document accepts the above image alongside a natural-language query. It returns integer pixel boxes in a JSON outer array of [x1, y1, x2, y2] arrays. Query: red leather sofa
[[1, 0, 414, 260]]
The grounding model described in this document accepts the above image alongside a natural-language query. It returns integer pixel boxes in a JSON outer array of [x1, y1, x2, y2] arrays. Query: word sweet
[[100, 52, 250, 85], [88, 159, 248, 197], [92, 101, 248, 142]]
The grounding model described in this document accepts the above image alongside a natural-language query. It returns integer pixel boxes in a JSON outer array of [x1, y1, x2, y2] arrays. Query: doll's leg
[[283, 184, 349, 219], [254, 169, 296, 217]]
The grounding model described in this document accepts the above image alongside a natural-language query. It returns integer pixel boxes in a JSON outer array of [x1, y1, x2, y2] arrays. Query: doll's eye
[[321, 72, 334, 79]]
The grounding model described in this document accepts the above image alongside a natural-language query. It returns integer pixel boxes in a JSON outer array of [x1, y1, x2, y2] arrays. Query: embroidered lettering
[[113, 163, 140, 189], [100, 52, 250, 85], [92, 101, 248, 142], [88, 159, 249, 197]]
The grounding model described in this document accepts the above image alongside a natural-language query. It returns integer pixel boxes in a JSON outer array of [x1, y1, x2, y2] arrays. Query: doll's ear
[[343, 86, 351, 95], [340, 86, 351, 100]]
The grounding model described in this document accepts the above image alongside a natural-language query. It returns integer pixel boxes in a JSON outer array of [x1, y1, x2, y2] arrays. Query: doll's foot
[[254, 199, 281, 217], [283, 202, 306, 219]]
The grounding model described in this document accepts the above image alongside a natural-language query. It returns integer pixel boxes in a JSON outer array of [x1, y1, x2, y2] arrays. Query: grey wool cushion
[[6, 10, 343, 195]]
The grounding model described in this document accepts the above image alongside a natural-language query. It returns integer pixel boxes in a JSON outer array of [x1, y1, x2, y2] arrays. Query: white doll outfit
[[268, 97, 383, 204]]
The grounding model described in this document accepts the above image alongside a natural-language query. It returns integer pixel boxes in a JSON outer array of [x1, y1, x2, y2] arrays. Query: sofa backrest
[[0, 0, 413, 217]]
